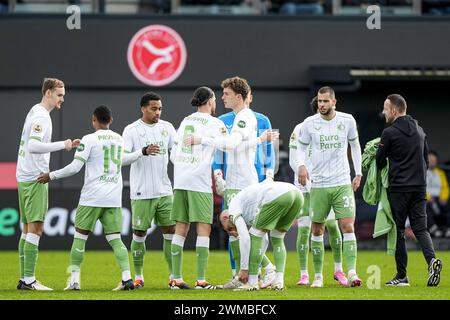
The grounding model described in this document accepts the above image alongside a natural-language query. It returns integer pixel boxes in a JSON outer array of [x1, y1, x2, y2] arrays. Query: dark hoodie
[[376, 115, 429, 192]]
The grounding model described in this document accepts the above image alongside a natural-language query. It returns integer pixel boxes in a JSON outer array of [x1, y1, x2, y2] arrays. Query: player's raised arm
[[37, 137, 89, 184]]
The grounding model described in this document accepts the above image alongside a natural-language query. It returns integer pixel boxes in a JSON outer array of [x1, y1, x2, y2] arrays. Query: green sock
[[196, 246, 209, 281], [261, 255, 271, 268], [230, 239, 241, 273], [131, 239, 146, 276], [18, 236, 26, 279], [271, 237, 286, 273], [70, 237, 87, 268], [23, 235, 39, 279], [163, 236, 173, 277], [325, 219, 342, 264], [311, 237, 324, 275], [108, 238, 130, 272], [249, 235, 264, 276], [296, 226, 310, 272], [171, 242, 184, 279], [343, 237, 357, 272]]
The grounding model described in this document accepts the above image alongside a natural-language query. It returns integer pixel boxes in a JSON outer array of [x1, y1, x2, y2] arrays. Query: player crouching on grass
[[219, 181, 303, 291], [38, 106, 156, 291]]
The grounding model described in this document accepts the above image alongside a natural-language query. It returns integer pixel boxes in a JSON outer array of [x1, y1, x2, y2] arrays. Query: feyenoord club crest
[[127, 25, 187, 87]]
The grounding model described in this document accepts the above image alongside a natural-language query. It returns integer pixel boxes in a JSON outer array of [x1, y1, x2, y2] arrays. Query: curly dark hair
[[221, 76, 251, 101]]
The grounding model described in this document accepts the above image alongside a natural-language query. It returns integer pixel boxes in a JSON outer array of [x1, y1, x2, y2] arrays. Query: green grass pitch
[[0, 250, 448, 300]]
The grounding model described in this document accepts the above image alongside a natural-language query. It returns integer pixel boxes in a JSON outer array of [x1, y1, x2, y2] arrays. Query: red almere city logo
[[127, 25, 187, 87]]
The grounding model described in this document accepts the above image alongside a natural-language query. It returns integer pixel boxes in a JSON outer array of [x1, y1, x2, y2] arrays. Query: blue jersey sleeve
[[255, 112, 276, 181], [212, 150, 223, 172]]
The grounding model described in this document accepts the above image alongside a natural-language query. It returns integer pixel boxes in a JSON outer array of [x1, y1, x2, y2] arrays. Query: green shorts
[[171, 189, 214, 224], [310, 185, 355, 223], [297, 192, 310, 219], [131, 196, 175, 231], [223, 189, 241, 210], [18, 181, 48, 224], [253, 190, 303, 232], [75, 205, 122, 234]]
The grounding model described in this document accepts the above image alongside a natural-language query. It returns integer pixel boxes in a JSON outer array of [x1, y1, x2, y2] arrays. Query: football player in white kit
[[38, 105, 155, 291], [297, 86, 363, 288], [289, 96, 347, 287], [16, 78, 80, 291], [219, 181, 303, 291], [122, 92, 176, 289]]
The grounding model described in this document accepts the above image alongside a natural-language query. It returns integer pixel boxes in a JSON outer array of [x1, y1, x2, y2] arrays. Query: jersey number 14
[[103, 145, 122, 174]]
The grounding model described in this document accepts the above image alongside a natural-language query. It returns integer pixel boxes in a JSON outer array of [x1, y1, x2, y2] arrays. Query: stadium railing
[[5, 0, 442, 14]]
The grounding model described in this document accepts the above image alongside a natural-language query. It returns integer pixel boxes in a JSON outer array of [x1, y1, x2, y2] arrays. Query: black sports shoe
[[385, 276, 410, 286], [194, 280, 223, 290], [112, 279, 135, 291], [427, 258, 442, 287], [17, 280, 25, 290], [21, 280, 53, 290]]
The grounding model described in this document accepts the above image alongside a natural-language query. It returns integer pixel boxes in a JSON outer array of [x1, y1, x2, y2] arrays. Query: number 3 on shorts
[[342, 195, 354, 208]]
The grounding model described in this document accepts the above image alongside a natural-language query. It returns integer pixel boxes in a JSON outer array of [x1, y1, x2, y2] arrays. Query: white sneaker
[[310, 276, 323, 288], [348, 274, 363, 287], [271, 283, 285, 291], [64, 276, 80, 291], [223, 277, 244, 289], [233, 283, 259, 291], [23, 280, 53, 291], [64, 282, 80, 291], [260, 269, 276, 289]]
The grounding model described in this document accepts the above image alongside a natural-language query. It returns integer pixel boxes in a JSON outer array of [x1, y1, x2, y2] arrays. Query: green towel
[[362, 138, 396, 255]]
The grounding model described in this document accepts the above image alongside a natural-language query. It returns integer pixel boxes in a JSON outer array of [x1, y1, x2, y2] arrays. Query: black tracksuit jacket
[[375, 115, 429, 193]]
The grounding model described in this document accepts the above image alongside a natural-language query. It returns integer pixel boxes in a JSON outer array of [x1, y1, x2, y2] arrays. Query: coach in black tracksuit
[[376, 94, 442, 287]]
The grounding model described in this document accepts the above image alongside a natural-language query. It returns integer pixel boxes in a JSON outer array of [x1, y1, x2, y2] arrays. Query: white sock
[[348, 269, 357, 277], [301, 270, 308, 276], [335, 263, 343, 272], [135, 274, 144, 281], [71, 271, 80, 284], [248, 275, 258, 286], [122, 270, 131, 282], [25, 233, 40, 246], [314, 273, 323, 280], [276, 272, 284, 286], [172, 234, 186, 247], [24, 276, 36, 285]]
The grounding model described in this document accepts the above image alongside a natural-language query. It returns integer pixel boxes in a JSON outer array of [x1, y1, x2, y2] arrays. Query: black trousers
[[387, 191, 436, 278]]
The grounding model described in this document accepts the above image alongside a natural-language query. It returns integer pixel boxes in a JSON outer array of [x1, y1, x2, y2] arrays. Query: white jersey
[[289, 122, 312, 193], [172, 112, 227, 193], [298, 111, 359, 188], [229, 181, 298, 227], [16, 104, 53, 182], [74, 130, 124, 207], [225, 108, 259, 190], [122, 119, 176, 200]]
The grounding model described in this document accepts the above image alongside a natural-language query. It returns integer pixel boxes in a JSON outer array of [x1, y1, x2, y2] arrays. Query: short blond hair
[[42, 78, 64, 96]]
